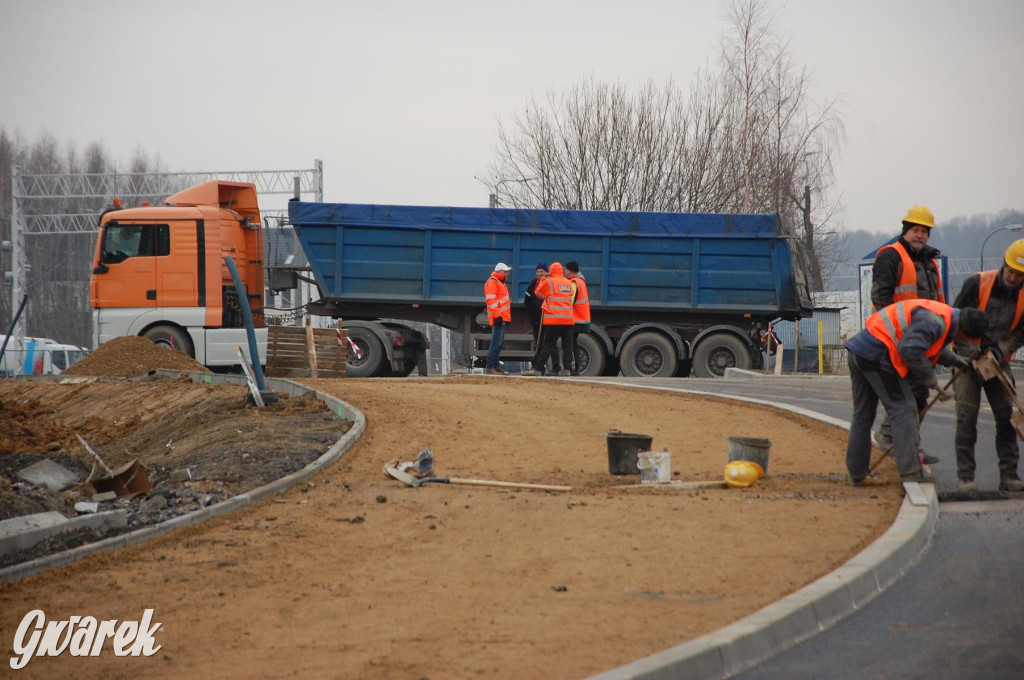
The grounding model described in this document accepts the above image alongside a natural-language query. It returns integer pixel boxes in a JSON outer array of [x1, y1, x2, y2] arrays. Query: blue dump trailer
[[284, 199, 813, 377]]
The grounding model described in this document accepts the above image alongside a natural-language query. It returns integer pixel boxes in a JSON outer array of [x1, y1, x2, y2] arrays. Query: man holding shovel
[[522, 262, 575, 376], [951, 240, 1024, 492], [845, 300, 989, 485]]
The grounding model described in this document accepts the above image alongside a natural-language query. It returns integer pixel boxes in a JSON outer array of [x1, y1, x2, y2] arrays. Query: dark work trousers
[[954, 366, 1021, 482], [876, 376, 928, 451], [534, 325, 573, 374], [847, 351, 921, 479], [532, 323, 565, 372]]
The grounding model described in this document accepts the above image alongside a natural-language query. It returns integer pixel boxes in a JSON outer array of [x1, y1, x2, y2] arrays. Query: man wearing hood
[[522, 262, 575, 376], [845, 300, 988, 485], [872, 205, 945, 462]]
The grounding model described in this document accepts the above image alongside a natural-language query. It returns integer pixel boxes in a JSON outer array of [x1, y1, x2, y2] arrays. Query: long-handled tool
[[868, 367, 962, 474], [384, 460, 571, 492]]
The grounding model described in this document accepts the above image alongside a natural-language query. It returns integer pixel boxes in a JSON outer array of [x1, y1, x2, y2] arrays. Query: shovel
[[383, 460, 571, 492]]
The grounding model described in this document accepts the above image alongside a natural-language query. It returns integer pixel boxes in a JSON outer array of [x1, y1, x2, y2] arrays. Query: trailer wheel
[[346, 327, 386, 377], [692, 333, 751, 378], [574, 333, 606, 376], [619, 332, 677, 378], [143, 325, 194, 358]]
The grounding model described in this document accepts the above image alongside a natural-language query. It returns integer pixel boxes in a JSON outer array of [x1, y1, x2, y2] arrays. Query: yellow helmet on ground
[[724, 461, 760, 488], [902, 205, 935, 229], [1005, 240, 1024, 273]]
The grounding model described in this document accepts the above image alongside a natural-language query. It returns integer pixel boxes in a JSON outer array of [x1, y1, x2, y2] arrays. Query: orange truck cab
[[90, 180, 266, 367]]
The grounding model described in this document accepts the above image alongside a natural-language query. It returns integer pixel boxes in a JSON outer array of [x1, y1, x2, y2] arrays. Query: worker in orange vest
[[484, 262, 512, 375], [871, 205, 945, 464], [951, 240, 1024, 492], [844, 300, 987, 485], [565, 260, 591, 376], [522, 262, 575, 376]]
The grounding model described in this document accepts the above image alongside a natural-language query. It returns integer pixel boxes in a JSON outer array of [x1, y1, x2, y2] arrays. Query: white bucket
[[637, 450, 671, 484]]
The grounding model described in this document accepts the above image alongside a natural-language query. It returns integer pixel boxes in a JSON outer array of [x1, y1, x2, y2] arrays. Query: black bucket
[[728, 436, 771, 474], [605, 431, 654, 475]]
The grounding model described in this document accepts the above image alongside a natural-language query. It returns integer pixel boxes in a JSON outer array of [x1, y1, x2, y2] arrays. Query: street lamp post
[[980, 224, 1024, 270]]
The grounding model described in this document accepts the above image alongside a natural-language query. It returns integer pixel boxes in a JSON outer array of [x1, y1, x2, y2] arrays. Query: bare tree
[[483, 0, 846, 291]]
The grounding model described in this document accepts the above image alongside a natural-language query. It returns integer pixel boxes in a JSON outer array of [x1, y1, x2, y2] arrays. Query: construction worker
[[845, 300, 988, 485], [522, 262, 574, 376], [872, 205, 945, 463], [951, 240, 1024, 492], [523, 261, 560, 374], [564, 260, 590, 376], [483, 262, 512, 375]]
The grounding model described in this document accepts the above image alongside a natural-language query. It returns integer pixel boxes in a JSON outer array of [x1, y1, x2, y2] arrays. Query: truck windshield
[[101, 223, 170, 263]]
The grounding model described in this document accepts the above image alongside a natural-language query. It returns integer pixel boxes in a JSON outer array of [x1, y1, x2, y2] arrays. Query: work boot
[[919, 450, 940, 465], [998, 477, 1024, 492], [900, 466, 935, 484], [958, 479, 978, 493], [558, 369, 571, 377], [484, 367, 503, 375], [520, 368, 543, 376], [570, 370, 580, 376]]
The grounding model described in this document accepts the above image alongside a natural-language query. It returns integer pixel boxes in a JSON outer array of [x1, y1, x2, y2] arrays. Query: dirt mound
[[64, 336, 206, 377]]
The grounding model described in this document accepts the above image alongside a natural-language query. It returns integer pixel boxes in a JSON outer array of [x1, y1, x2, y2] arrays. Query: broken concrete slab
[[74, 502, 100, 514], [0, 512, 68, 538], [15, 459, 80, 491], [0, 510, 127, 559], [91, 491, 117, 502], [169, 468, 193, 483]]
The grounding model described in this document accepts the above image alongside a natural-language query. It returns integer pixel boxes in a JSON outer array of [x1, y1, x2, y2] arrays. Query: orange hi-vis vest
[[971, 270, 1024, 357], [865, 299, 953, 377], [484, 273, 511, 325], [568, 274, 591, 323], [877, 241, 945, 305], [536, 264, 575, 325]]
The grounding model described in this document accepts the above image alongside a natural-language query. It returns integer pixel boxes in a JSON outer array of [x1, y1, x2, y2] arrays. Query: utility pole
[[7, 164, 26, 352]]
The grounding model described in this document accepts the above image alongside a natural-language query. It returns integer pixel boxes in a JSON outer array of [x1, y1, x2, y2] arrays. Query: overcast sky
[[1, 0, 1021, 234]]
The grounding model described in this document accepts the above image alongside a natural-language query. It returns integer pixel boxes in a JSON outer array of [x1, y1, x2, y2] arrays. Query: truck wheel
[[693, 333, 751, 378], [574, 333, 606, 376], [143, 325, 194, 357], [346, 327, 386, 378], [619, 332, 677, 378]]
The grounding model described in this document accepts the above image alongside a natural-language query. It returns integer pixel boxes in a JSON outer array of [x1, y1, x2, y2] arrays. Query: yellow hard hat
[[724, 461, 759, 488], [902, 205, 935, 229], [1005, 240, 1024, 273]]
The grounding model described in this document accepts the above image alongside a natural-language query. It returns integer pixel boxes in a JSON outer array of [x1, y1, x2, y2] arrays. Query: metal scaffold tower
[[4, 161, 323, 354]]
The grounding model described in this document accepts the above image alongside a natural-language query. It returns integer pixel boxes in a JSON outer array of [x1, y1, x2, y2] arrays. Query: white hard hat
[[494, 262, 512, 272]]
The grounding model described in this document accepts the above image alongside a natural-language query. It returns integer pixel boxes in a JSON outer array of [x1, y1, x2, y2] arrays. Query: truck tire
[[143, 325, 194, 357], [619, 332, 677, 378], [574, 333, 606, 376], [692, 333, 751, 378], [346, 327, 386, 378]]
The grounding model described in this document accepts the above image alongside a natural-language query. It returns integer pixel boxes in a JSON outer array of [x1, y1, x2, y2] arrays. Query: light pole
[[980, 224, 1024, 270]]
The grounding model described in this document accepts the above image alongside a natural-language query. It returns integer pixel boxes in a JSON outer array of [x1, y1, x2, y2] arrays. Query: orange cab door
[[91, 222, 164, 308], [155, 220, 201, 307]]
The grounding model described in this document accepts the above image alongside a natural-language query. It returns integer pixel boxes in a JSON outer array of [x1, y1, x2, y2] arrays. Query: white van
[[0, 336, 89, 376]]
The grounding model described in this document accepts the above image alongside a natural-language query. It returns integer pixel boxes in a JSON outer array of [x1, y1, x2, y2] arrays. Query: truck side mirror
[[93, 264, 109, 274]]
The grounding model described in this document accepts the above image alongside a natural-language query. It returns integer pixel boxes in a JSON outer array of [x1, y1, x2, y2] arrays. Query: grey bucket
[[605, 431, 653, 475], [728, 436, 771, 473]]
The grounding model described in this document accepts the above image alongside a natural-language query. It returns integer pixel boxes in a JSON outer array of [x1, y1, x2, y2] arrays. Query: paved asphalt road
[[594, 373, 1024, 680]]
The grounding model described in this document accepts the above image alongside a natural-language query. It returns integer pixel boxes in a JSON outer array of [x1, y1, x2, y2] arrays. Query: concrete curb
[[586, 380, 939, 680], [0, 372, 365, 584]]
